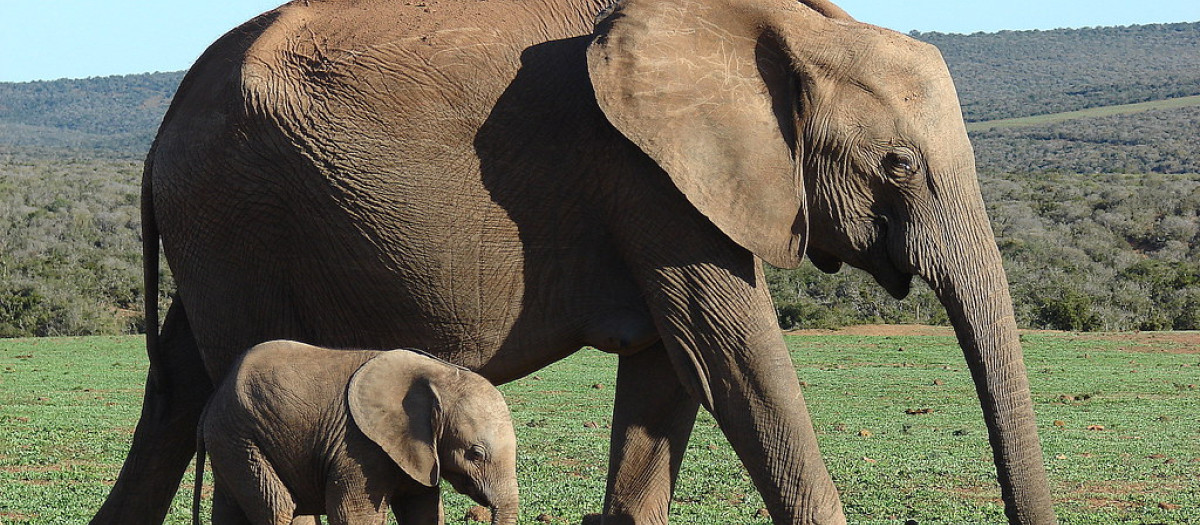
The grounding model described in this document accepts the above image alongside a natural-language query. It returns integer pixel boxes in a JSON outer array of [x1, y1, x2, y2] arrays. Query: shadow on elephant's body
[[472, 34, 695, 381]]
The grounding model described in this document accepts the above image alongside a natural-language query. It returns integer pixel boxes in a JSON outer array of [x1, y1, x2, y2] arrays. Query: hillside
[[917, 22, 1200, 122], [0, 72, 183, 154], [1, 22, 1198, 155], [1, 20, 1199, 337], [971, 104, 1200, 174]]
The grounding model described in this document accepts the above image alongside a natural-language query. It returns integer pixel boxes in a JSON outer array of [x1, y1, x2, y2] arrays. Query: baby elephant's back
[[224, 341, 381, 427]]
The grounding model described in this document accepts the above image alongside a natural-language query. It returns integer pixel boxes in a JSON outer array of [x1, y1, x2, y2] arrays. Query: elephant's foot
[[601, 345, 700, 525], [91, 383, 208, 524], [91, 305, 211, 524]]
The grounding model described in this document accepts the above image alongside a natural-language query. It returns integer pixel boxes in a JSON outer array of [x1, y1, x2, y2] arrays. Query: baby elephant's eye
[[465, 444, 488, 462]]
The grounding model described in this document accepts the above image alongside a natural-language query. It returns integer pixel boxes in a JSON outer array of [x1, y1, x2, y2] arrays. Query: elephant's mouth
[[444, 472, 490, 506], [867, 214, 914, 299], [874, 260, 914, 299], [807, 246, 842, 274], [807, 223, 913, 300]]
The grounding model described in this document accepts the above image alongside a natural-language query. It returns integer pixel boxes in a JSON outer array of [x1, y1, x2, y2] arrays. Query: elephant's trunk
[[488, 495, 519, 525], [920, 210, 1057, 524]]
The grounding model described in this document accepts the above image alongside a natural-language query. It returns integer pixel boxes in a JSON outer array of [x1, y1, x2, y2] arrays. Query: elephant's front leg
[[690, 332, 846, 524], [600, 344, 700, 525], [642, 263, 847, 525]]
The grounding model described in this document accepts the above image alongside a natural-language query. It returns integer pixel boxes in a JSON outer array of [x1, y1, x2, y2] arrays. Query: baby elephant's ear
[[348, 351, 442, 487]]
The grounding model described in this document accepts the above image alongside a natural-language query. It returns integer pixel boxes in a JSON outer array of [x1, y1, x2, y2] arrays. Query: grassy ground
[[1, 330, 1197, 524], [965, 94, 1200, 131]]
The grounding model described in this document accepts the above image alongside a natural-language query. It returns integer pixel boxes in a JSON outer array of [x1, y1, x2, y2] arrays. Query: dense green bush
[[768, 172, 1200, 332], [971, 106, 1200, 175], [0, 146, 172, 337], [1031, 286, 1104, 332]]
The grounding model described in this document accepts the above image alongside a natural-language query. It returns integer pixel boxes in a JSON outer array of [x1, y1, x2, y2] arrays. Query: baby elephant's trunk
[[490, 501, 518, 525], [486, 484, 519, 525]]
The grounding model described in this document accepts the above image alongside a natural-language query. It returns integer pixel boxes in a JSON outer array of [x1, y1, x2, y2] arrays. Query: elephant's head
[[588, 0, 1054, 522], [348, 350, 520, 525]]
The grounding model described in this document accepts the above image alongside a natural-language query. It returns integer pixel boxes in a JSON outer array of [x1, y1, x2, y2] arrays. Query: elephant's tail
[[192, 426, 206, 525], [142, 148, 166, 392]]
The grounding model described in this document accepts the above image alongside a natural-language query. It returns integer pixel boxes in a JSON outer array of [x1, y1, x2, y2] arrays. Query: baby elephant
[[194, 340, 519, 525]]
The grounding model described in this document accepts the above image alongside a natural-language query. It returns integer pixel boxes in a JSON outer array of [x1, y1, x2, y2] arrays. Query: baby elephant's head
[[348, 350, 519, 525], [437, 375, 519, 516]]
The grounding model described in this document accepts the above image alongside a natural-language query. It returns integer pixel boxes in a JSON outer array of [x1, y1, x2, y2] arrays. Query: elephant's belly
[[269, 211, 646, 382]]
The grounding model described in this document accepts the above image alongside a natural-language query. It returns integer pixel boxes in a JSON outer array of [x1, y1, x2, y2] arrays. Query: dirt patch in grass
[[943, 480, 1187, 510], [0, 460, 86, 474], [786, 325, 1200, 354], [1071, 332, 1200, 353], [787, 323, 955, 335], [1081, 496, 1144, 510], [943, 484, 1004, 505], [1062, 481, 1188, 509]]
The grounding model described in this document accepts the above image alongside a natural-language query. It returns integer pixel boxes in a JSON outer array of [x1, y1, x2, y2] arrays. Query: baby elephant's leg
[[211, 485, 252, 525], [324, 482, 394, 525], [392, 486, 443, 525], [210, 440, 298, 525]]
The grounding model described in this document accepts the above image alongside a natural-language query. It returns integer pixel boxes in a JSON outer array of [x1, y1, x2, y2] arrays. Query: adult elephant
[[96, 0, 1056, 523]]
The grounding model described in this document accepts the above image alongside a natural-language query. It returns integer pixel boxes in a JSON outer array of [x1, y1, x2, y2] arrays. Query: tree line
[[3, 140, 1197, 336], [0, 72, 182, 154], [916, 22, 1200, 122]]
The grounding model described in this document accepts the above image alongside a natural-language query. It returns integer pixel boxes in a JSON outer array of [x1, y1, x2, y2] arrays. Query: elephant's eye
[[465, 444, 488, 462], [883, 151, 919, 180]]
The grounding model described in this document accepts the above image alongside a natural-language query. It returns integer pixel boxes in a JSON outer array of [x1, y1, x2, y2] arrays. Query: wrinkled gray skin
[[96, 0, 1056, 523], [194, 341, 519, 525]]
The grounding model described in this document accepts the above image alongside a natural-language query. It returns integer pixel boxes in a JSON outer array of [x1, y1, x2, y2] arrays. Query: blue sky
[[3, 1, 1198, 82]]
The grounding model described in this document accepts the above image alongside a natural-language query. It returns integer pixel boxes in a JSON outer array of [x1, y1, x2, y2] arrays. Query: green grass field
[[966, 95, 1200, 132], [2, 330, 1197, 524]]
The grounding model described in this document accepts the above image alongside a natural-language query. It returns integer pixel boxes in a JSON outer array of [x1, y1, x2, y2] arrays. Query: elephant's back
[[148, 0, 626, 374], [152, 0, 611, 252], [153, 0, 611, 185], [235, 0, 608, 106], [258, 0, 608, 42]]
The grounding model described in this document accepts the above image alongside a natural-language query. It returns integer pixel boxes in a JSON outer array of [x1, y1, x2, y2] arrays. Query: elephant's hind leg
[[599, 344, 700, 525], [91, 302, 213, 525]]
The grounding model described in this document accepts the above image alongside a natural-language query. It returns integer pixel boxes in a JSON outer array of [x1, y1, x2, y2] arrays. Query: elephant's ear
[[587, 0, 824, 269], [798, 0, 855, 21], [348, 350, 442, 487]]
